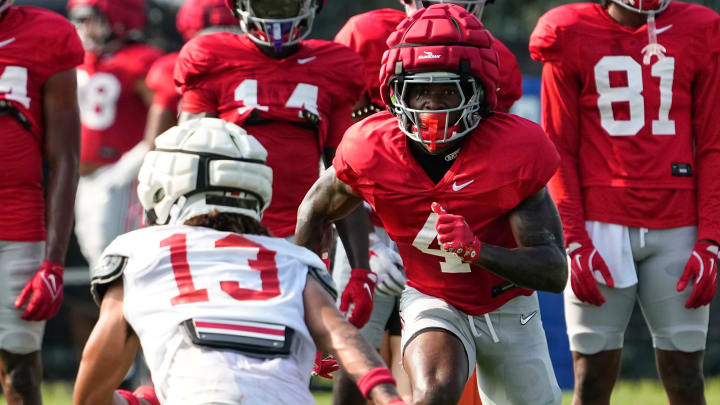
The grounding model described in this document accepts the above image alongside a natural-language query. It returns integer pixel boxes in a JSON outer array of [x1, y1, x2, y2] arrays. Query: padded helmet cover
[[379, 3, 499, 112]]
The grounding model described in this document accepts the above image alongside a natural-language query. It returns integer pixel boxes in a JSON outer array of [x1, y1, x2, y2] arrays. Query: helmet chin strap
[[642, 12, 666, 65]]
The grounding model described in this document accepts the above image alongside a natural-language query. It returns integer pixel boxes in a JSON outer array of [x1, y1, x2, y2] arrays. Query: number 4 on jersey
[[412, 211, 472, 274], [0, 66, 30, 108]]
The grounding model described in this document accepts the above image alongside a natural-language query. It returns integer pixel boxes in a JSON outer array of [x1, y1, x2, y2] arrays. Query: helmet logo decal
[[419, 51, 442, 60]]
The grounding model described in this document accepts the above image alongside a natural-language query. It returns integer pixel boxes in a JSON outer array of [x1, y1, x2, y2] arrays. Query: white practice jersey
[[98, 224, 327, 403]]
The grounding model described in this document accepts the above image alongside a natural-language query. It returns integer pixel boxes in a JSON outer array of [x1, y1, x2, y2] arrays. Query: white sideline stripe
[[196, 327, 285, 341], [197, 318, 286, 330]]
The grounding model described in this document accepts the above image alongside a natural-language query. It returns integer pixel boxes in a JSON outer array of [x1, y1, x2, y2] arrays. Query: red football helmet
[[380, 4, 498, 151], [0, 0, 13, 15], [68, 0, 145, 52], [400, 0, 493, 19], [609, 0, 671, 14], [177, 0, 239, 41], [225, 0, 325, 53]]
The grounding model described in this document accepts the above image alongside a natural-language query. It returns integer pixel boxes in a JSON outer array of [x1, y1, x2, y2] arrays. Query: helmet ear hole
[[152, 188, 165, 203]]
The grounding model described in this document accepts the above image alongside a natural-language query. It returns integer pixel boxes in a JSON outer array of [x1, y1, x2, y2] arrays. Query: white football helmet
[[137, 118, 273, 226]]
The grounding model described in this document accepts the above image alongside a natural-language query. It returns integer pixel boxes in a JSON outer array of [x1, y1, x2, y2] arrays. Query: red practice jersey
[[0, 6, 84, 241], [333, 112, 559, 315], [146, 52, 181, 112], [175, 33, 364, 237], [530, 2, 720, 244], [334, 8, 523, 111], [77, 44, 162, 166]]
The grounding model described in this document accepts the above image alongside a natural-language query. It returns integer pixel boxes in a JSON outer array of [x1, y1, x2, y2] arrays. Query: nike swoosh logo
[[452, 180, 475, 191], [656, 25, 673, 35], [520, 310, 537, 325], [297, 56, 317, 64], [43, 274, 62, 301], [364, 284, 373, 300], [0, 38, 16, 48]]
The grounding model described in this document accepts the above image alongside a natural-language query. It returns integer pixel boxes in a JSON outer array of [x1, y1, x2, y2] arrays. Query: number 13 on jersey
[[161, 233, 281, 306]]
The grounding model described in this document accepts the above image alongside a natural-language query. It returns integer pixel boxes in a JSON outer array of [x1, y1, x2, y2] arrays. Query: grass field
[[4, 377, 720, 404]]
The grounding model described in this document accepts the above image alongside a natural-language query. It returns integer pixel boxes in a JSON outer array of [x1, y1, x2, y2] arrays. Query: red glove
[[133, 386, 160, 405], [431, 202, 482, 263], [677, 240, 719, 309], [14, 260, 64, 321], [568, 239, 614, 306], [116, 385, 160, 405], [339, 268, 376, 328], [312, 351, 340, 379]]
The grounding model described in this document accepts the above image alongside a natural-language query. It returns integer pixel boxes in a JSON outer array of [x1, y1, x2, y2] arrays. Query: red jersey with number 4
[[333, 112, 559, 315], [530, 2, 720, 243], [0, 6, 84, 241], [334, 8, 522, 111], [175, 33, 364, 237], [77, 44, 162, 166], [146, 52, 181, 112]]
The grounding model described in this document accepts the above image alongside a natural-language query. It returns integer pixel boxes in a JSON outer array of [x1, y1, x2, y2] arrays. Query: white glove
[[369, 233, 407, 296]]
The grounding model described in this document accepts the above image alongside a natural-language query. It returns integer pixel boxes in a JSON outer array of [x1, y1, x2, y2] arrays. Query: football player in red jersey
[[68, 0, 162, 272], [296, 5, 566, 405], [143, 0, 239, 143], [332, 1, 522, 404], [0, 2, 84, 404], [175, 0, 375, 329], [72, 118, 407, 405], [530, 1, 720, 404]]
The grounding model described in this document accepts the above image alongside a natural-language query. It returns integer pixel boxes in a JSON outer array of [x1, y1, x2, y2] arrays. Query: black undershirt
[[407, 138, 463, 184]]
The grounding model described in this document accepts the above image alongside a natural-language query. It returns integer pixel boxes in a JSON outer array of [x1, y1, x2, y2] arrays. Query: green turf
[[4, 377, 720, 404]]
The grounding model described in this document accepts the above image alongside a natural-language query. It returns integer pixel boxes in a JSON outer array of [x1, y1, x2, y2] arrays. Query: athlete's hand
[[677, 240, 719, 308], [116, 385, 160, 405], [369, 233, 407, 296], [14, 260, 64, 321], [312, 351, 340, 379], [568, 239, 614, 306], [339, 268, 376, 328], [431, 202, 482, 263]]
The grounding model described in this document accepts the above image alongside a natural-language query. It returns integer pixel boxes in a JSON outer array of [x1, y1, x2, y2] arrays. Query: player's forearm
[[334, 205, 372, 269], [475, 243, 567, 293], [44, 139, 79, 264]]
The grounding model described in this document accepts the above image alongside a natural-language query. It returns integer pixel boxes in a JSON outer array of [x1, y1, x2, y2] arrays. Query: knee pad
[[569, 331, 623, 355], [653, 327, 707, 352]]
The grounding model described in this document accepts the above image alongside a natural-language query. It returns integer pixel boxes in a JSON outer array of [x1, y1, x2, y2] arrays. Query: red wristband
[[389, 399, 408, 405], [116, 389, 140, 405], [357, 367, 396, 398]]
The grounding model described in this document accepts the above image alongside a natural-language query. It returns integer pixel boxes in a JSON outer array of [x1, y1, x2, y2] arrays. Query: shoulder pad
[[90, 254, 128, 306], [308, 266, 337, 301]]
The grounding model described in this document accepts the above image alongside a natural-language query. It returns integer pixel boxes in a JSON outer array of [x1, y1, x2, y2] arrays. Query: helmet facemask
[[70, 6, 115, 53], [234, 0, 317, 53], [0, 0, 14, 15], [390, 71, 483, 153], [609, 0, 671, 14], [420, 1, 488, 19]]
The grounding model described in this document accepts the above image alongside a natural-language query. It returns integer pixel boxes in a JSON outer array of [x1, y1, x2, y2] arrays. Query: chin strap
[[642, 12, 666, 65]]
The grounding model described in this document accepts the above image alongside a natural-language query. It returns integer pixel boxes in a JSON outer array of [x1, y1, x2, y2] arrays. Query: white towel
[[585, 221, 638, 288]]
